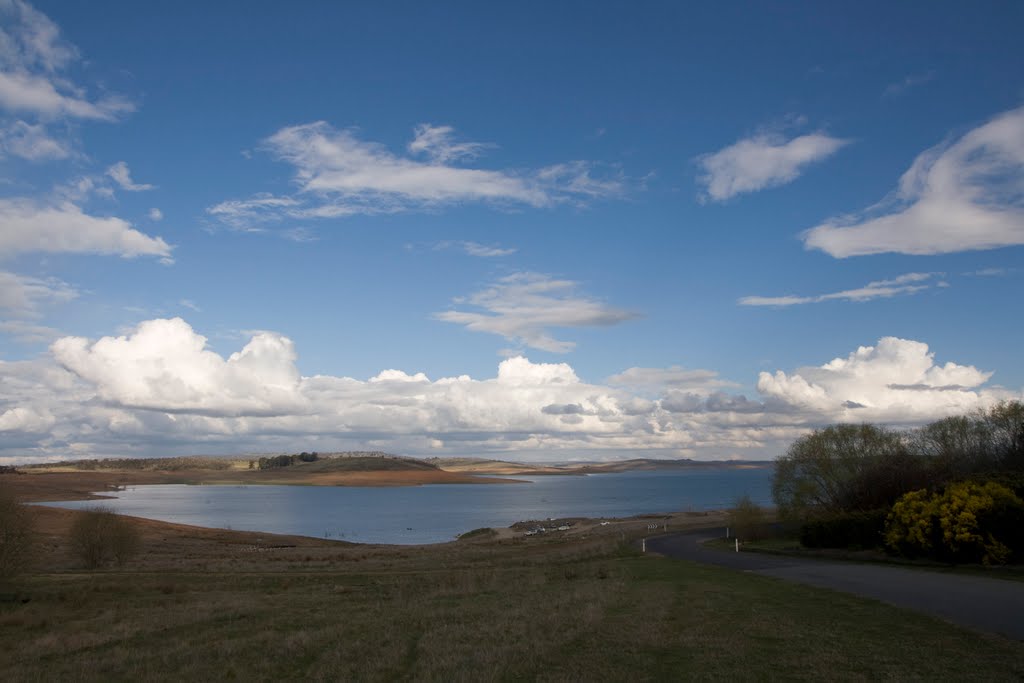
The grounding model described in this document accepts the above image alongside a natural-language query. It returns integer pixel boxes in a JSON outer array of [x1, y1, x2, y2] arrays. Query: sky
[[1, 1, 1023, 463]]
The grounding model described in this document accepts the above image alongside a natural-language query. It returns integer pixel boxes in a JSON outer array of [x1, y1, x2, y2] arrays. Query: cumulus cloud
[[697, 131, 849, 201], [52, 318, 305, 417], [434, 272, 639, 353], [208, 122, 626, 229], [739, 272, 941, 307], [106, 161, 155, 191], [757, 337, 1002, 421], [803, 106, 1024, 257], [1, 320, 1019, 462], [148, 208, 163, 221], [0, 198, 172, 260]]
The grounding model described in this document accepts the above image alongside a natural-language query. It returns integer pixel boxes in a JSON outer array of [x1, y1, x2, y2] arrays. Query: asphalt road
[[645, 528, 1024, 641]]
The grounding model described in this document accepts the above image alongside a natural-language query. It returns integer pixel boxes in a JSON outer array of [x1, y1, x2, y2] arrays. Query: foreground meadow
[[2, 501, 1022, 680]]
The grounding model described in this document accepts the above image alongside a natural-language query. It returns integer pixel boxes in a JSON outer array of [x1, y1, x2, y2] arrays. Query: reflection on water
[[44, 467, 773, 545]]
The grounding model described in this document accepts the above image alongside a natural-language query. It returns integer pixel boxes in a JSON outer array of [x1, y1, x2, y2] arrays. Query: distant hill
[[428, 457, 771, 475], [26, 456, 247, 472], [290, 456, 439, 473], [27, 452, 439, 474], [25, 453, 770, 476]]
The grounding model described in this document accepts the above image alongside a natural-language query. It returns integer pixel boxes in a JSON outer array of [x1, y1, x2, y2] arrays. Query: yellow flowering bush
[[885, 481, 1023, 565]]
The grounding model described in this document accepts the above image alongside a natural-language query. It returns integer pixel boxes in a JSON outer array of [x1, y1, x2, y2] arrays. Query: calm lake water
[[45, 467, 773, 545]]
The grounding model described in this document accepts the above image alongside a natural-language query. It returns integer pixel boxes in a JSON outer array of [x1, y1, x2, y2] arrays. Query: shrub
[[885, 481, 1024, 565], [728, 494, 767, 541], [69, 507, 141, 568], [0, 488, 33, 581], [799, 510, 887, 550]]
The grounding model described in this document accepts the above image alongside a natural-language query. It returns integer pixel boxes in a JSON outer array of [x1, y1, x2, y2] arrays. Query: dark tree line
[[772, 401, 1024, 561], [256, 452, 319, 470]]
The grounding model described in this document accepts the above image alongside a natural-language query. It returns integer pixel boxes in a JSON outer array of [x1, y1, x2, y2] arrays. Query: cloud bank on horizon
[[0, 317, 1018, 462], [1, 2, 1023, 462]]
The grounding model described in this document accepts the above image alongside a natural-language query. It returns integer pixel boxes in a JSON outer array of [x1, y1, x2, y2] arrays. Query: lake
[[44, 467, 773, 545]]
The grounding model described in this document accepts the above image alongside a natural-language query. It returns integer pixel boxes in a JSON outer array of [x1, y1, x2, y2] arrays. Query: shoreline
[[4, 468, 522, 504], [3, 470, 730, 552]]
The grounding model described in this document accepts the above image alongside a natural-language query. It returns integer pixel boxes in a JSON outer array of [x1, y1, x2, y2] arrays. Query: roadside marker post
[[735, 538, 739, 552], [642, 538, 646, 553]]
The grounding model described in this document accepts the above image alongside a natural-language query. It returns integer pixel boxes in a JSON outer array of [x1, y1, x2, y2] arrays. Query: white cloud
[[0, 319, 62, 344], [434, 272, 639, 353], [0, 321, 1018, 462], [52, 318, 305, 417], [739, 272, 941, 307], [206, 193, 301, 230], [106, 161, 155, 191], [697, 131, 849, 201], [0, 70, 131, 121], [433, 240, 517, 257], [803, 106, 1024, 257], [0, 270, 77, 317], [209, 122, 625, 229], [0, 0, 77, 72], [0, 2, 132, 122], [0, 198, 172, 260], [148, 207, 163, 221], [758, 337, 1003, 421], [607, 366, 739, 394], [0, 119, 70, 160], [407, 123, 492, 163], [179, 299, 201, 312], [282, 227, 317, 243], [883, 71, 935, 97]]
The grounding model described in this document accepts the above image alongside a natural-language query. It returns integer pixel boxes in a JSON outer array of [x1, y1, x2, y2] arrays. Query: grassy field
[[3, 470, 1023, 680], [3, 523, 1023, 680]]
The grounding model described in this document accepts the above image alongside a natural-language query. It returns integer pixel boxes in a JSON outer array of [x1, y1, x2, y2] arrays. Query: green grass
[[2, 542, 1022, 680]]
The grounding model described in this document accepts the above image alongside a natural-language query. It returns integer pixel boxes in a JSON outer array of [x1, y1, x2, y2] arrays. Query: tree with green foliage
[[772, 423, 919, 521]]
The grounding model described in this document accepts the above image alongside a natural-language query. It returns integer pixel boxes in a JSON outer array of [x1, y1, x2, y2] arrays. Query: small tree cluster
[[69, 507, 141, 568], [257, 452, 319, 469], [885, 482, 1024, 565]]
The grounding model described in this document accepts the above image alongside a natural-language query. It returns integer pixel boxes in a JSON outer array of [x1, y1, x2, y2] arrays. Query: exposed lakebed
[[44, 467, 773, 545]]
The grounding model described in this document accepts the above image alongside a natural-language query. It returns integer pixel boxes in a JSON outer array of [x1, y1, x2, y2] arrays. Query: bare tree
[[69, 507, 141, 569]]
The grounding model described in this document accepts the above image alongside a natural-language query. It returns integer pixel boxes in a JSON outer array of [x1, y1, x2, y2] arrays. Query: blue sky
[[1, 1, 1022, 462]]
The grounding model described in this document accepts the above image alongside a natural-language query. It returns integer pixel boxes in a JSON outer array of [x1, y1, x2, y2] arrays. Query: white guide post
[[642, 537, 646, 553], [735, 538, 739, 552]]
